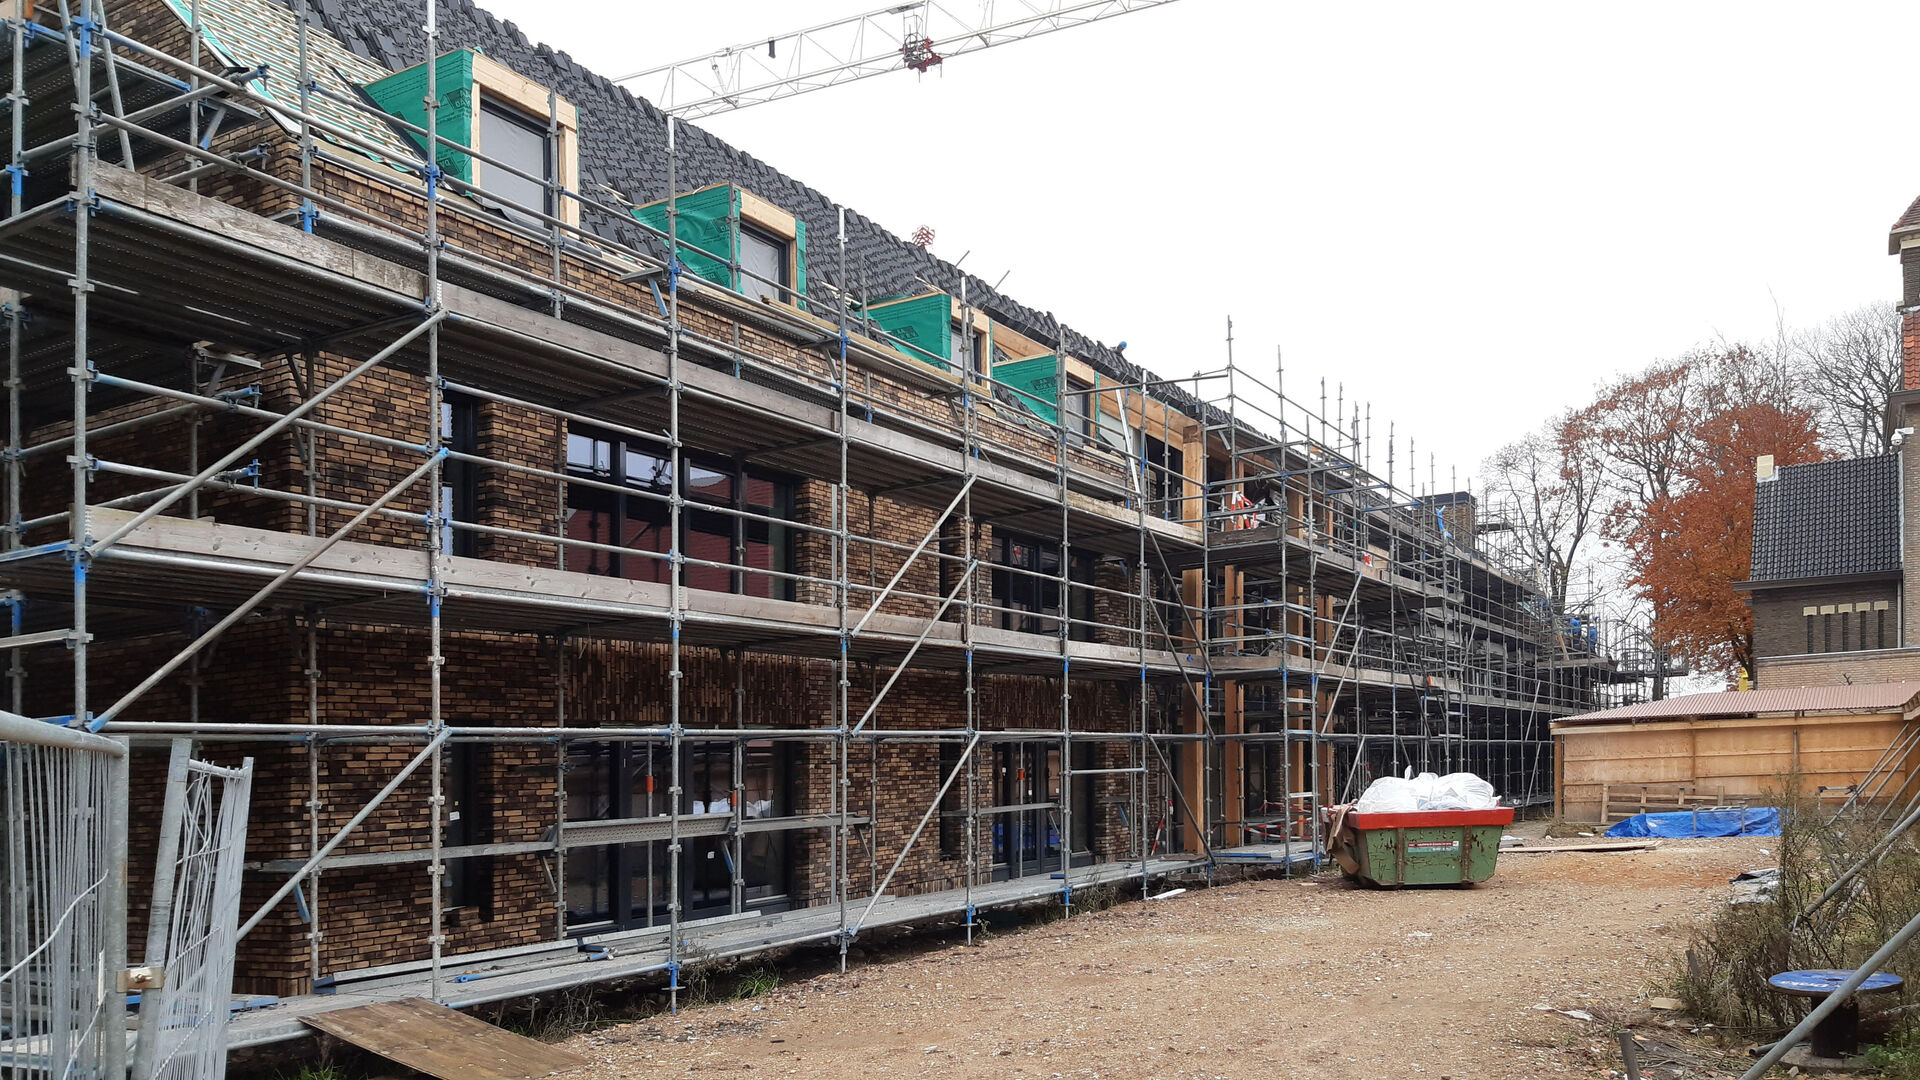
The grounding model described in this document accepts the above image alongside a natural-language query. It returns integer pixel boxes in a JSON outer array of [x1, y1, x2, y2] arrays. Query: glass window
[[1064, 379, 1093, 440], [990, 533, 1095, 639], [737, 225, 787, 305], [564, 426, 795, 598], [478, 98, 552, 219], [443, 743, 491, 910], [950, 325, 987, 375], [440, 393, 478, 557], [567, 433, 610, 474], [563, 741, 793, 930], [1143, 435, 1185, 521], [939, 740, 966, 860]]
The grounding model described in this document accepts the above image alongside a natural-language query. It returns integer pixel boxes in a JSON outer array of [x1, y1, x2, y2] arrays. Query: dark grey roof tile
[[1750, 455, 1901, 583]]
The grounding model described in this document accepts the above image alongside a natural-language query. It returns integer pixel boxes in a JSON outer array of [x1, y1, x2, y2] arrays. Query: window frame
[[476, 96, 553, 219], [466, 50, 579, 229], [1063, 377, 1095, 441], [990, 532, 1096, 640], [440, 391, 479, 558], [563, 426, 797, 599], [736, 222, 790, 306]]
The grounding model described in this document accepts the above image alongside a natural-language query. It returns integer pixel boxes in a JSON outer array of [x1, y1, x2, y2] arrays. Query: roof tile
[[1749, 455, 1900, 583]]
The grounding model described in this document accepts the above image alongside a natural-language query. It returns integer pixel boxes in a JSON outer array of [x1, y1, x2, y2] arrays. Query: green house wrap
[[363, 50, 478, 182], [995, 354, 1060, 425], [629, 186, 808, 310], [865, 293, 952, 370]]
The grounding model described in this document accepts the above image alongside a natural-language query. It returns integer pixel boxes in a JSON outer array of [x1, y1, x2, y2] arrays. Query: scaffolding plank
[[301, 997, 583, 1080]]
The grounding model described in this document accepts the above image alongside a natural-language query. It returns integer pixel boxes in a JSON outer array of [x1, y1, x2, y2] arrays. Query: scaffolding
[[0, 0, 1631, 1054]]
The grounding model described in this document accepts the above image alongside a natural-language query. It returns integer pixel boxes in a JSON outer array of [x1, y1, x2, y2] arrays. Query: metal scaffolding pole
[[665, 113, 686, 1012]]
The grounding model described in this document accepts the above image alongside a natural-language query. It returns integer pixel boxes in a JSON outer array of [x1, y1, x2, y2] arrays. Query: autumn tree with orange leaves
[[1581, 346, 1826, 683]]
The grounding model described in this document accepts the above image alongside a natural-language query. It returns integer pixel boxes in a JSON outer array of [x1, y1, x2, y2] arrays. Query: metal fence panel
[[132, 740, 254, 1080], [0, 712, 129, 1080]]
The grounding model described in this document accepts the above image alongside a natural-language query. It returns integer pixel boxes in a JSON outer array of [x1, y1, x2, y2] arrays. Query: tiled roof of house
[[1893, 193, 1920, 244], [1748, 455, 1901, 584], [260, 0, 1210, 419], [1555, 682, 1920, 727], [157, 0, 418, 162]]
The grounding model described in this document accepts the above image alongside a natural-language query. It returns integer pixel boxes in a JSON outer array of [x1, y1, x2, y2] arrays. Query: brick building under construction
[[0, 0, 1633, 1048]]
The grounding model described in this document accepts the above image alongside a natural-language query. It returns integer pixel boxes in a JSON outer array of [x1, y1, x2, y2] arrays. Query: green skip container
[[1324, 806, 1514, 887]]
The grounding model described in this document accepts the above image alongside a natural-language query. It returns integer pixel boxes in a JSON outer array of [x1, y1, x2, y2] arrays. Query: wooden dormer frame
[[467, 51, 580, 230]]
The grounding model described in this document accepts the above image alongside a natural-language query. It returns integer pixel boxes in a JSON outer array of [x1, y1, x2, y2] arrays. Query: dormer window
[[363, 49, 580, 230], [737, 224, 789, 306], [951, 323, 987, 376], [630, 185, 808, 309], [478, 99, 552, 219]]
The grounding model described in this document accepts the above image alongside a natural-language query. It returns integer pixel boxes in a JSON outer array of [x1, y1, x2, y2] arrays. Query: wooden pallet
[[1600, 783, 1731, 823]]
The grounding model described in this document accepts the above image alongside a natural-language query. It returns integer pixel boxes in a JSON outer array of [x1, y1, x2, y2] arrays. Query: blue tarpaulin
[[1605, 807, 1782, 838]]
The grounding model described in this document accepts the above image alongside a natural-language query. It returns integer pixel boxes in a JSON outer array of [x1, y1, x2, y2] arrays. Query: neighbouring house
[[1554, 682, 1920, 823], [1733, 190, 1920, 689], [1737, 452, 1904, 687]]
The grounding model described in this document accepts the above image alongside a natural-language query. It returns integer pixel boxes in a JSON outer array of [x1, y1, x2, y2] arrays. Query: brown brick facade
[[21, 0, 1186, 999]]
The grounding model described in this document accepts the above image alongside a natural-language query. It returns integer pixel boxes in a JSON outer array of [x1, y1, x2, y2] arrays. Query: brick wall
[[1751, 582, 1900, 662], [26, 0, 1194, 998], [1754, 648, 1920, 689]]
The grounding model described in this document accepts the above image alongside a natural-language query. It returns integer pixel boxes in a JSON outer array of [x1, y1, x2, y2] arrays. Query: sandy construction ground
[[564, 833, 1770, 1079]]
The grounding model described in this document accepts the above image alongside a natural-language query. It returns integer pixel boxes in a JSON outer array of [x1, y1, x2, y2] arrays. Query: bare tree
[[1481, 411, 1606, 611], [1796, 301, 1902, 457]]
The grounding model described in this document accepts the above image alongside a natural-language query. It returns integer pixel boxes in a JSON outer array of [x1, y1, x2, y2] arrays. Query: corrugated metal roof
[[1555, 682, 1920, 727], [1748, 455, 1901, 584]]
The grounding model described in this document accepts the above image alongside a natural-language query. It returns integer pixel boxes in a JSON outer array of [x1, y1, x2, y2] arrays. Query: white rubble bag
[[1353, 771, 1499, 813]]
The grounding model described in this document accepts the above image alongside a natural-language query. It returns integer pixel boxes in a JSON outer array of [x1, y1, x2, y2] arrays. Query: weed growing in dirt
[[274, 1065, 343, 1080], [732, 966, 780, 1000], [1669, 775, 1920, 1037], [484, 986, 610, 1041], [1866, 1027, 1920, 1080]]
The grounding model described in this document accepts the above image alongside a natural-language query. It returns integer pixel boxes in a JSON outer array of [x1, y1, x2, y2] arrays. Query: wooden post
[[1618, 1031, 1641, 1080]]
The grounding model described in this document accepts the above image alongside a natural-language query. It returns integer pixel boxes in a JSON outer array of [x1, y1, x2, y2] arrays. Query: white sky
[[470, 0, 1919, 489]]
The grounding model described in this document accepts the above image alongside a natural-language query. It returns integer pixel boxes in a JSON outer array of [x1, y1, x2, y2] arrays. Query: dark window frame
[[990, 532, 1095, 640], [1064, 377, 1094, 440], [441, 392, 478, 558], [736, 223, 789, 305], [938, 740, 966, 860], [444, 741, 492, 912], [564, 740, 794, 929], [1142, 434, 1184, 521], [564, 426, 797, 599], [477, 96, 554, 218]]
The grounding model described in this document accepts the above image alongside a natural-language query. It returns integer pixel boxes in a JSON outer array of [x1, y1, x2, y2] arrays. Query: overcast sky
[[468, 0, 1917, 490]]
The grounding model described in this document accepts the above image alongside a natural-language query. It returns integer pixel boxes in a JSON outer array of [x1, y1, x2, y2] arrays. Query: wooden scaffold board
[[301, 997, 584, 1080]]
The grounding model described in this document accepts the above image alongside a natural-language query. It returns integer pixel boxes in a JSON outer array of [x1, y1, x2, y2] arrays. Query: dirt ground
[[563, 829, 1773, 1079]]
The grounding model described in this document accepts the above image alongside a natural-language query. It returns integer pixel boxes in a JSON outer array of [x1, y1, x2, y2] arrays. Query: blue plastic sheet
[[1605, 807, 1781, 838]]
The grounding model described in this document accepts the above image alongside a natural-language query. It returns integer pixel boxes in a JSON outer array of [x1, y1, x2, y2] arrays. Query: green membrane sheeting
[[865, 293, 951, 370], [995, 354, 1059, 424], [629, 187, 809, 311], [363, 50, 477, 181], [630, 185, 736, 288]]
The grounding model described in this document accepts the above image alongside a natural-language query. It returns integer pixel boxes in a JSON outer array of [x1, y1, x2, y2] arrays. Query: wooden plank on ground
[[1504, 840, 1663, 854], [301, 997, 583, 1080]]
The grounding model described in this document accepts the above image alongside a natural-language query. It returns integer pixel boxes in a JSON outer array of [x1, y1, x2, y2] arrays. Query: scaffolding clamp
[[215, 383, 262, 409], [216, 459, 261, 488], [72, 15, 96, 58]]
